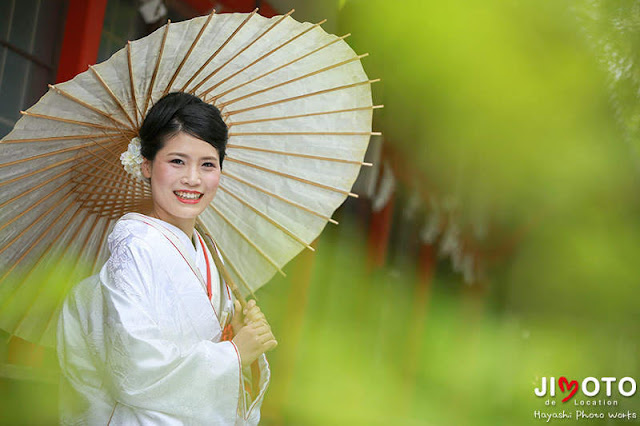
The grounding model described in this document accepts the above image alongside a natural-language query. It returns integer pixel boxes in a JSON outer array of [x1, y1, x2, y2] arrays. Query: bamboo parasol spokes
[[0, 10, 380, 346]]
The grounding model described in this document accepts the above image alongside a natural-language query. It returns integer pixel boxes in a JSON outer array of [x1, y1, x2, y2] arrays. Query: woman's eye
[[170, 159, 184, 165], [203, 162, 217, 168]]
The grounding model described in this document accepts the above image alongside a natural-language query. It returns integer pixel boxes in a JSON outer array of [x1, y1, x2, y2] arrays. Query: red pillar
[[181, 0, 279, 17], [417, 242, 437, 284], [367, 195, 395, 269], [55, 0, 108, 83]]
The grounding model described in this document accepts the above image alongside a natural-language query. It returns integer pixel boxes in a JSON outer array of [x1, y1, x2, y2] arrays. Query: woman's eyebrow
[[166, 152, 218, 161]]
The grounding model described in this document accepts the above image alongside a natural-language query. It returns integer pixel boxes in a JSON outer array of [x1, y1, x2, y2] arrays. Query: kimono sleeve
[[240, 354, 270, 425], [100, 234, 243, 423]]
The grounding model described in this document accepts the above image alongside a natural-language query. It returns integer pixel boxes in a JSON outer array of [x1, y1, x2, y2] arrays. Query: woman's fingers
[[263, 339, 278, 351], [243, 313, 264, 324], [243, 307, 265, 321], [244, 306, 263, 322], [244, 317, 268, 327], [257, 326, 273, 338], [245, 322, 275, 342], [257, 333, 272, 344], [230, 300, 245, 332], [242, 299, 257, 315], [247, 322, 270, 336]]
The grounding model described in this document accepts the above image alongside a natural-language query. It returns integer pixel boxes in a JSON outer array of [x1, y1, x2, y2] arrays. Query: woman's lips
[[174, 190, 203, 204]]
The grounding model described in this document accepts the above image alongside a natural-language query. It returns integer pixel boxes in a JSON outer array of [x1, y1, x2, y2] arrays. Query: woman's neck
[[146, 209, 195, 240]]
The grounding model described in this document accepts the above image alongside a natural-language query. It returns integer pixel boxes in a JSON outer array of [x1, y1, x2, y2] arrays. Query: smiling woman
[[144, 133, 221, 221], [57, 92, 277, 425], [139, 93, 225, 238]]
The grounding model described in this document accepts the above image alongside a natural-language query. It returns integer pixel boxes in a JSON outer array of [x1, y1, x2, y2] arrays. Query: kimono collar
[[140, 215, 201, 257]]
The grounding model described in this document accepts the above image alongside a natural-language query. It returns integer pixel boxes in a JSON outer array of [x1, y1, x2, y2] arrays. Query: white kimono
[[57, 213, 269, 425]]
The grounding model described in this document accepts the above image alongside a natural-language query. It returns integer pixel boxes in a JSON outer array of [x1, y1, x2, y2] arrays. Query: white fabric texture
[[57, 214, 270, 425]]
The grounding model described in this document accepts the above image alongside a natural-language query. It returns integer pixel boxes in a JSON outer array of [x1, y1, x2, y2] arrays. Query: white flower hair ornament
[[120, 136, 145, 181]]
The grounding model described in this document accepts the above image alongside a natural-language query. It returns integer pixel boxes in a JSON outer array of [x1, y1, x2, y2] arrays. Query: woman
[[57, 92, 277, 425]]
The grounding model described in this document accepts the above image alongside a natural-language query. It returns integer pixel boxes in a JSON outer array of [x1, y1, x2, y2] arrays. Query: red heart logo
[[559, 377, 578, 402]]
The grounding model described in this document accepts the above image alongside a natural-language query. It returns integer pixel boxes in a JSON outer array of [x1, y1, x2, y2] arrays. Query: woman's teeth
[[174, 191, 201, 200]]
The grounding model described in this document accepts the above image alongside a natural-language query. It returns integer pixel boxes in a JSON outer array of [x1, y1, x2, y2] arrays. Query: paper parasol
[[0, 10, 379, 346]]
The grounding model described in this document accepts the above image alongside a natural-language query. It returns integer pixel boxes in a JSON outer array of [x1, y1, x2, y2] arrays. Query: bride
[[57, 92, 277, 425]]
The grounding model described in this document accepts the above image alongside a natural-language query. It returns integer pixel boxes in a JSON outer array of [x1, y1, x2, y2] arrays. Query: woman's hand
[[231, 300, 277, 368], [230, 299, 267, 333]]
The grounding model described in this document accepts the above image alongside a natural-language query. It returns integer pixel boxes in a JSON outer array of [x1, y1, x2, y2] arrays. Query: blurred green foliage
[[256, 215, 640, 425], [268, 0, 640, 424], [340, 0, 633, 222], [337, 0, 640, 320]]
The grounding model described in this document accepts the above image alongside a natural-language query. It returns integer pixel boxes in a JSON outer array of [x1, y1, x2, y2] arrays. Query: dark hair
[[139, 92, 227, 167]]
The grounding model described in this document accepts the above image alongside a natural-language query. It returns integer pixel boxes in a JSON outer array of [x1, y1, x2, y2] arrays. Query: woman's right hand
[[232, 312, 277, 368]]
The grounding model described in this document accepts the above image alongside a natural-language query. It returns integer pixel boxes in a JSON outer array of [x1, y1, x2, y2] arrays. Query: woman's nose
[[182, 166, 201, 185]]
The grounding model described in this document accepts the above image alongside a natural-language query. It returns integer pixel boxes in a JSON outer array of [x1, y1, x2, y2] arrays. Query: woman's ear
[[142, 158, 152, 179]]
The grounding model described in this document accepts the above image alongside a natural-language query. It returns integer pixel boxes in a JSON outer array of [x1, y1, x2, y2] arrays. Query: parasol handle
[[195, 223, 248, 310]]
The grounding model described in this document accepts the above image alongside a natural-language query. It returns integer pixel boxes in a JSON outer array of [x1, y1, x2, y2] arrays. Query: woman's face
[[142, 131, 221, 237]]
